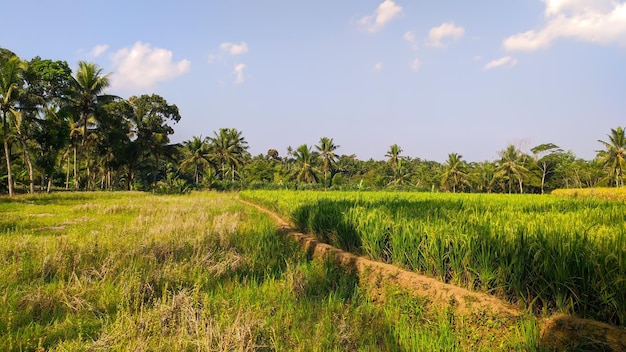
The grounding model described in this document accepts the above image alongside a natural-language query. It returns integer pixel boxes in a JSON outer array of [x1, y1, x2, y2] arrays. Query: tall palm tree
[[292, 144, 319, 184], [385, 144, 403, 168], [597, 127, 626, 187], [180, 136, 212, 185], [496, 145, 528, 194], [208, 128, 249, 181], [0, 56, 27, 196], [440, 153, 468, 193], [67, 61, 111, 189], [315, 136, 339, 187]]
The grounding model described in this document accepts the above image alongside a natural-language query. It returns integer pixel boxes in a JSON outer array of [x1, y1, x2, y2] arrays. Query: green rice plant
[[240, 190, 626, 327]]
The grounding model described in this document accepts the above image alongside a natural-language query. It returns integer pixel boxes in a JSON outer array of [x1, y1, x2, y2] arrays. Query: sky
[[2, 0, 625, 162]]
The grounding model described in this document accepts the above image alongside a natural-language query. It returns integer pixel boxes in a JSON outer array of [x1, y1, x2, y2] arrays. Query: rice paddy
[[239, 190, 626, 328], [1, 191, 545, 351]]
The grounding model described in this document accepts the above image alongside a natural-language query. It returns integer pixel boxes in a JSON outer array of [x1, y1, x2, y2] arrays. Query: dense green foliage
[[240, 190, 626, 327], [1, 45, 625, 195], [0, 192, 540, 350]]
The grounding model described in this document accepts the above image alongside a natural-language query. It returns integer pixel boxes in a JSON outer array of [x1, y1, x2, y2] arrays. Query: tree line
[[1, 47, 624, 195]]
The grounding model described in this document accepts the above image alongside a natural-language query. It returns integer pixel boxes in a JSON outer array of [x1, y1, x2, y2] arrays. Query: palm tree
[[471, 161, 498, 193], [208, 128, 249, 181], [385, 144, 403, 168], [496, 145, 528, 194], [597, 127, 626, 187], [180, 136, 212, 185], [67, 61, 111, 189], [1, 56, 27, 196], [315, 137, 339, 187], [292, 144, 319, 184], [440, 153, 468, 193]]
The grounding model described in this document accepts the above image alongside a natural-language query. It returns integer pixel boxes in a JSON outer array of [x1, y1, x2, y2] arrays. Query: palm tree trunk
[[66, 151, 70, 190], [3, 135, 13, 196], [18, 137, 35, 194], [73, 144, 79, 190]]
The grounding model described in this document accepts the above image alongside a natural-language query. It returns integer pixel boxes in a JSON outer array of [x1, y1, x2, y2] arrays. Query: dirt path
[[239, 198, 626, 351]]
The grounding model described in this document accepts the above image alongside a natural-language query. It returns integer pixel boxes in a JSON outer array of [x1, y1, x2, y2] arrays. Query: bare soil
[[239, 198, 626, 351]]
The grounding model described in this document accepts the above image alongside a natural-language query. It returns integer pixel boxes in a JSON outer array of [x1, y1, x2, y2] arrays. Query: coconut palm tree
[[180, 136, 212, 185], [471, 161, 498, 193], [597, 127, 626, 187], [385, 144, 403, 168], [292, 144, 319, 184], [496, 145, 528, 194], [315, 136, 339, 187], [440, 153, 468, 193], [0, 56, 27, 196], [208, 128, 249, 181], [66, 61, 112, 189]]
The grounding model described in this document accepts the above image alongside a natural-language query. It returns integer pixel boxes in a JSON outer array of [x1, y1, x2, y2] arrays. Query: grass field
[[0, 191, 540, 351], [240, 190, 626, 328]]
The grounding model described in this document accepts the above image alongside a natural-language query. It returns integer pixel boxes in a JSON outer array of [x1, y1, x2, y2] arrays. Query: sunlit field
[[1, 192, 542, 351], [240, 190, 626, 328]]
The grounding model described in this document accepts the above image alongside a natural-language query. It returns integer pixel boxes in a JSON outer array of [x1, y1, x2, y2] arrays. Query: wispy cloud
[[403, 31, 418, 50], [358, 0, 403, 33], [373, 62, 384, 72], [220, 42, 249, 56], [234, 63, 247, 84], [409, 58, 421, 72], [504, 0, 626, 51], [90, 44, 109, 58], [484, 56, 518, 70], [109, 42, 191, 91], [426, 22, 465, 48]]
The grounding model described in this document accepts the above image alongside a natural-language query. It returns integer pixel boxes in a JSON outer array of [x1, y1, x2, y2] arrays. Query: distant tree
[[180, 136, 211, 185], [315, 137, 339, 187], [470, 161, 498, 193], [531, 143, 563, 194], [496, 145, 529, 194], [208, 128, 249, 181], [0, 55, 27, 196], [292, 144, 319, 184], [385, 144, 403, 168], [66, 61, 113, 189], [440, 153, 468, 193], [128, 94, 182, 187], [597, 127, 626, 187], [267, 148, 280, 160]]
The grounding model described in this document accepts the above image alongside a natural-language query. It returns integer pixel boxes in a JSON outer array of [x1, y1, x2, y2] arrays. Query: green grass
[[240, 190, 626, 327], [0, 191, 540, 351]]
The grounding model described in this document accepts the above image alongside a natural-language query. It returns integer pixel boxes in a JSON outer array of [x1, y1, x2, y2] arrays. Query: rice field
[[0, 191, 541, 351], [239, 190, 626, 327]]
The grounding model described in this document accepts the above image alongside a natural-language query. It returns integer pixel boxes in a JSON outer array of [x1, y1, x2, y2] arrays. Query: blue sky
[[3, 0, 625, 162]]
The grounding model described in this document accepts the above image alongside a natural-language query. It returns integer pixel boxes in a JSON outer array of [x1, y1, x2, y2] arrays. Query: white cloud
[[484, 56, 518, 70], [373, 62, 384, 72], [504, 0, 626, 51], [90, 44, 109, 57], [426, 22, 465, 48], [403, 31, 418, 50], [220, 42, 249, 56], [234, 63, 246, 84], [358, 0, 403, 33], [409, 58, 421, 72], [109, 42, 191, 91]]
